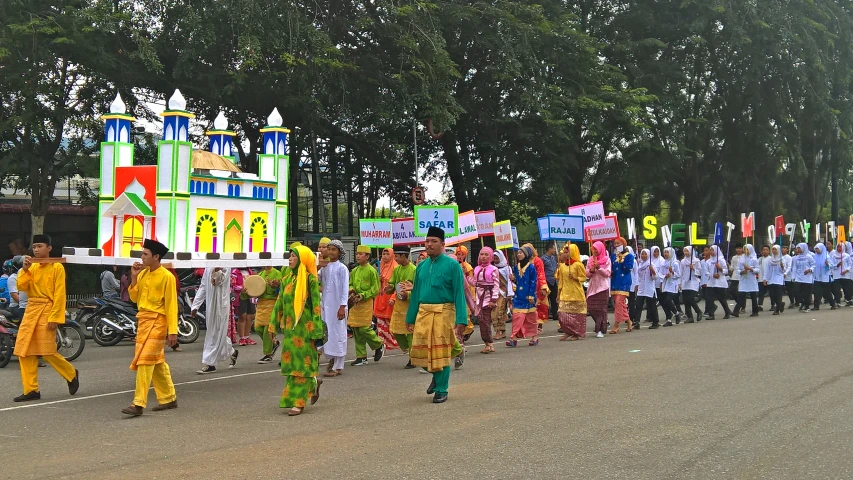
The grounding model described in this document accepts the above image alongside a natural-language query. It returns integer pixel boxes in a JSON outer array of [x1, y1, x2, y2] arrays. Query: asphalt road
[[3, 301, 853, 480]]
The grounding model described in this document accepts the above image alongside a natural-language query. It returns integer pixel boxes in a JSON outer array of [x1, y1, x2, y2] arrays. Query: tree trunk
[[346, 147, 354, 236], [441, 131, 471, 209], [330, 142, 339, 233], [31, 215, 45, 237]]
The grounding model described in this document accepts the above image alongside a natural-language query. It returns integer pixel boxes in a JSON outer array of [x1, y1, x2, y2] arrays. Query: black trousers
[[641, 296, 659, 325], [814, 281, 835, 309], [795, 282, 812, 309], [702, 286, 713, 315], [548, 282, 558, 319], [784, 281, 797, 304], [758, 282, 772, 307], [660, 291, 679, 320], [708, 287, 732, 317], [737, 291, 759, 314], [628, 291, 638, 324], [841, 278, 853, 302], [768, 284, 784, 311], [683, 289, 702, 318], [832, 280, 845, 305]]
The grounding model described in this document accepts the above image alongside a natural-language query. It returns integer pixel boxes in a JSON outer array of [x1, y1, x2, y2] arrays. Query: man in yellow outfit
[[122, 239, 179, 416], [12, 234, 79, 402]]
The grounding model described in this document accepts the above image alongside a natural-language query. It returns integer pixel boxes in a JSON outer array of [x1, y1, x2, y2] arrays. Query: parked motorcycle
[[0, 311, 86, 368], [91, 298, 200, 347], [75, 297, 106, 338]]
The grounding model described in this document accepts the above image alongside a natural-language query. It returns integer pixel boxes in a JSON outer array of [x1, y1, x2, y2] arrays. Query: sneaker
[[271, 340, 281, 356], [229, 349, 239, 368], [749, 312, 759, 317], [405, 360, 415, 369], [454, 349, 465, 370], [197, 365, 217, 374], [663, 321, 673, 327], [803, 308, 812, 313], [373, 345, 385, 363], [649, 323, 660, 329], [831, 305, 840, 310], [245, 338, 258, 346], [675, 314, 681, 325], [351, 357, 368, 367], [596, 332, 604, 338], [257, 354, 273, 364], [238, 338, 248, 346], [68, 369, 79, 395]]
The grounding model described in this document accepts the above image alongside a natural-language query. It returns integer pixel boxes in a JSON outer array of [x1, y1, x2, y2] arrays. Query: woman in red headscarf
[[521, 244, 550, 332], [373, 248, 399, 350]]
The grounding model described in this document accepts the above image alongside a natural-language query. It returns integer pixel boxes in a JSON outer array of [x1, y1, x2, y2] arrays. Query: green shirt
[[349, 264, 380, 300], [405, 253, 468, 325], [388, 263, 417, 293], [259, 268, 283, 299]]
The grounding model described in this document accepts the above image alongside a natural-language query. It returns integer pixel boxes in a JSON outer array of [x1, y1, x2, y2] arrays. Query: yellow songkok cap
[[319, 237, 331, 246], [356, 245, 371, 254]]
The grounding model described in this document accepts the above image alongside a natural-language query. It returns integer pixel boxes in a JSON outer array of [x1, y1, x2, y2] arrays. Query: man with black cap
[[405, 226, 468, 403], [122, 238, 178, 416], [386, 245, 417, 367], [12, 234, 80, 402]]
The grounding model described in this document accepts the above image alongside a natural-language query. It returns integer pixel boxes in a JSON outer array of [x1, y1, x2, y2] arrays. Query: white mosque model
[[62, 90, 291, 267]]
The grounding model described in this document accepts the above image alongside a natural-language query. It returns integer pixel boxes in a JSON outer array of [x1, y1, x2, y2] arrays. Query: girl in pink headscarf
[[474, 247, 499, 353], [586, 241, 612, 338]]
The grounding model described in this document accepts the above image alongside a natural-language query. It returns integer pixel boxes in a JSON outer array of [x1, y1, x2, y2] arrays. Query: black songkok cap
[[393, 245, 411, 255], [32, 234, 51, 246], [426, 226, 445, 241], [143, 238, 169, 258]]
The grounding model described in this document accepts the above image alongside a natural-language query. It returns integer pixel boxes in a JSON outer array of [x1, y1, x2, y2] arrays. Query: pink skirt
[[612, 293, 629, 323], [511, 311, 538, 339]]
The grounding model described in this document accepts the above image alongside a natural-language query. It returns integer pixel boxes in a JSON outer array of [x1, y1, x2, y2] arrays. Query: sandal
[[480, 347, 491, 354], [310, 379, 323, 405], [529, 339, 539, 346], [288, 407, 303, 416], [559, 334, 570, 341], [569, 336, 580, 341], [323, 371, 339, 378], [505, 339, 517, 348], [488, 344, 495, 353]]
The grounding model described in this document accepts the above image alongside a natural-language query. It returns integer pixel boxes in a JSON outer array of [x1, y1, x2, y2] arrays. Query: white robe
[[319, 261, 349, 358], [192, 268, 235, 366]]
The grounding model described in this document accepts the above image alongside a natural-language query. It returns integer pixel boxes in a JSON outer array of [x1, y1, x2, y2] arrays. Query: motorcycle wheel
[[177, 315, 200, 344], [75, 309, 97, 338], [56, 324, 85, 361], [93, 316, 124, 347], [0, 333, 12, 368]]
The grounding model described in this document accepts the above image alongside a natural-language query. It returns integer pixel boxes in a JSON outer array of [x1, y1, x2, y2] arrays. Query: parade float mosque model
[[62, 90, 291, 267]]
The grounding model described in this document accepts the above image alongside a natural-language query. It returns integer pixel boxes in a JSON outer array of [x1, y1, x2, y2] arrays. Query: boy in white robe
[[319, 240, 349, 377], [192, 267, 239, 374]]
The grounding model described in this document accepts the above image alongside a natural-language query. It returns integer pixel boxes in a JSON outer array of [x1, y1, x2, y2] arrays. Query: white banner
[[584, 215, 620, 242], [475, 210, 496, 236], [494, 220, 513, 249], [568, 201, 606, 228], [359, 218, 392, 248], [547, 215, 585, 241], [446, 210, 479, 246], [391, 217, 426, 245]]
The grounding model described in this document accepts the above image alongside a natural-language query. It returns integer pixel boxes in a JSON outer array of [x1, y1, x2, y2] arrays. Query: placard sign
[[494, 220, 513, 249], [547, 215, 585, 241], [537, 217, 551, 241], [414, 205, 459, 237], [475, 210, 496, 236], [391, 217, 426, 245], [446, 210, 479, 246], [585, 215, 620, 242], [568, 201, 606, 228], [511, 227, 519, 249], [359, 218, 393, 248]]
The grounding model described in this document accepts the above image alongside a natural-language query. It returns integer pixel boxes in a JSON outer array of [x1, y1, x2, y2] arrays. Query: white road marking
[[0, 331, 618, 412]]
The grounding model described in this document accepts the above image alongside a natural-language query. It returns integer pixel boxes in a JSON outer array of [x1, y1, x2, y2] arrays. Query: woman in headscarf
[[269, 246, 324, 416], [765, 244, 787, 315], [706, 245, 734, 319], [843, 242, 853, 306], [628, 246, 641, 329], [792, 242, 815, 312], [650, 246, 665, 299], [473, 247, 499, 353], [734, 244, 760, 317], [659, 247, 683, 326], [508, 245, 539, 347], [491, 250, 513, 340], [521, 243, 550, 332], [373, 248, 399, 350], [636, 249, 660, 328], [609, 237, 634, 334], [829, 241, 848, 307], [680, 246, 703, 323], [812, 242, 837, 310], [556, 243, 587, 340], [586, 241, 612, 338]]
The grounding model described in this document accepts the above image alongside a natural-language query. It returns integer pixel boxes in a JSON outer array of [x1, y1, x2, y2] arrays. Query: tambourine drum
[[244, 275, 267, 298]]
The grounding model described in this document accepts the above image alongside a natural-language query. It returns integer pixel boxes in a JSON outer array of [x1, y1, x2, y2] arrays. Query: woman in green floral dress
[[270, 245, 325, 415]]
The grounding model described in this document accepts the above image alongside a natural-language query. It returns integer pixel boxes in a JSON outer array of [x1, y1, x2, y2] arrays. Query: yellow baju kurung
[[128, 266, 178, 408], [14, 263, 76, 394]]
